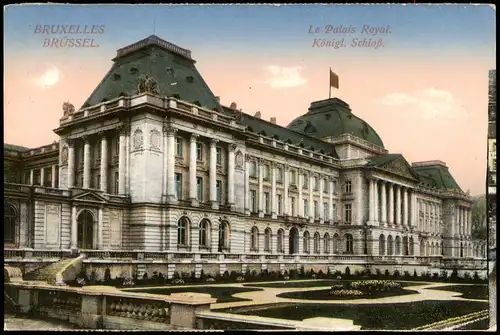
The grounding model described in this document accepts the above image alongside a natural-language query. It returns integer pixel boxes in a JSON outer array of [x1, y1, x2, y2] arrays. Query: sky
[[3, 4, 496, 195]]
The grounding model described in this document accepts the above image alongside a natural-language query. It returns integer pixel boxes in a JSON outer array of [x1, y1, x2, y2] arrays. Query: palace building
[[4, 35, 487, 279]]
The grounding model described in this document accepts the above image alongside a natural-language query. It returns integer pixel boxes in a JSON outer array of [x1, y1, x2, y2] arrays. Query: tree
[[471, 195, 487, 240]]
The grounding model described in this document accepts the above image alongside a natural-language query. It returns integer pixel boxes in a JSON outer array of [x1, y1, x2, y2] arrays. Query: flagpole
[[329, 67, 332, 99]]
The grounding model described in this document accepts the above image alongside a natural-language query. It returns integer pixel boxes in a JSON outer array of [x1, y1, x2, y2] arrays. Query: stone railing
[[4, 249, 67, 261], [331, 133, 388, 155], [196, 311, 360, 331], [7, 282, 215, 330]]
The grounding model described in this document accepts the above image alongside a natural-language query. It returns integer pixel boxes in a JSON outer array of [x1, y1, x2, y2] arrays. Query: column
[[308, 174, 314, 220], [227, 144, 236, 208], [71, 206, 77, 249], [83, 137, 91, 189], [395, 185, 401, 226], [410, 192, 416, 228], [244, 159, 251, 214], [467, 209, 471, 236], [97, 207, 103, 249], [271, 163, 277, 218], [125, 128, 131, 194], [388, 184, 394, 226], [319, 177, 324, 221], [258, 159, 264, 216], [162, 127, 168, 197], [30, 169, 34, 185], [51, 165, 56, 188], [189, 134, 198, 204], [456, 206, 461, 236], [40, 167, 45, 187], [298, 171, 304, 217], [166, 126, 177, 202], [381, 181, 387, 225], [374, 180, 379, 223], [100, 134, 108, 192], [368, 179, 375, 224], [283, 166, 289, 216], [67, 141, 75, 188], [328, 178, 334, 222], [403, 187, 409, 227], [209, 139, 218, 209], [118, 129, 127, 195]]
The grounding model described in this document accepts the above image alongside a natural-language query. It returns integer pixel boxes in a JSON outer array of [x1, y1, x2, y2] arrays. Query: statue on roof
[[62, 102, 75, 116], [137, 75, 160, 95]]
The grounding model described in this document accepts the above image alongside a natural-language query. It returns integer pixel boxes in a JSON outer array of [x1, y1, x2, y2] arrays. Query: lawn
[[426, 285, 488, 300], [221, 300, 489, 330], [125, 286, 263, 303], [244, 280, 428, 289], [276, 287, 420, 301]]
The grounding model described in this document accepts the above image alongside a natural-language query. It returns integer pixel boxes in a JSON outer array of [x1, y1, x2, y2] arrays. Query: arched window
[[395, 236, 402, 255], [250, 226, 259, 251], [409, 237, 414, 256], [4, 203, 17, 244], [177, 216, 190, 246], [379, 234, 386, 256], [387, 235, 394, 255], [403, 236, 409, 256], [333, 233, 340, 254], [345, 234, 354, 254], [303, 231, 310, 253], [199, 219, 210, 248], [264, 228, 272, 252], [218, 220, 230, 251], [324, 233, 330, 254], [431, 242, 435, 256], [277, 229, 284, 253], [314, 232, 320, 254]]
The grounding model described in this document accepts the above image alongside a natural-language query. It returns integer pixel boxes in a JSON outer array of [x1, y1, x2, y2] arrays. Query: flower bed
[[330, 289, 365, 297], [425, 285, 488, 300], [349, 280, 401, 292]]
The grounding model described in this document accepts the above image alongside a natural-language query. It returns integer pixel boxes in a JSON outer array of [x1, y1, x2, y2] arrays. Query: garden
[[222, 300, 489, 330], [426, 284, 488, 300], [72, 266, 486, 288], [276, 280, 420, 300]]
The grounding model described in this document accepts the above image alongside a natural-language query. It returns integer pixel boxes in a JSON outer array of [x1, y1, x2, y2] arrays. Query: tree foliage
[[472, 195, 487, 239]]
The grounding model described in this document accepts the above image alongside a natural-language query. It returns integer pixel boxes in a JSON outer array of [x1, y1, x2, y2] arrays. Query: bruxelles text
[[34, 24, 105, 35]]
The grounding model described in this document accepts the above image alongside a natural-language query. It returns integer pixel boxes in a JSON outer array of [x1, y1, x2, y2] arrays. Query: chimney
[[254, 111, 261, 119], [270, 117, 277, 124], [215, 96, 220, 102], [230, 102, 237, 110]]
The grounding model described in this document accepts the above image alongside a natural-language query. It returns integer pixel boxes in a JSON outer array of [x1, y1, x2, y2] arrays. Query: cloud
[[262, 65, 307, 88], [376, 88, 468, 119], [35, 65, 60, 88]]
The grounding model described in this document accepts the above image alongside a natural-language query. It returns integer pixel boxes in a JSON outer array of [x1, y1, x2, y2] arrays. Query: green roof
[[4, 144, 29, 152], [412, 164, 462, 191], [286, 98, 385, 148], [81, 35, 220, 110], [223, 107, 339, 158]]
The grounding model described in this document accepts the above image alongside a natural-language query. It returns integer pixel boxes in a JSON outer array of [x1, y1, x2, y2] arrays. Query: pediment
[[71, 190, 108, 204], [379, 157, 419, 180]]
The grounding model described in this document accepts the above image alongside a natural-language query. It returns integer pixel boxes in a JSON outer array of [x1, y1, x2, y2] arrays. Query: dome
[[286, 98, 385, 148]]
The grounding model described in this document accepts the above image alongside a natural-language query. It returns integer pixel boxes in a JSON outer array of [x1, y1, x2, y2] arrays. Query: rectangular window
[[96, 175, 101, 189], [251, 190, 257, 212], [333, 180, 337, 193], [264, 192, 270, 214], [44, 168, 52, 187], [333, 203, 337, 221], [216, 147, 222, 165], [314, 177, 319, 191], [54, 166, 59, 188], [175, 173, 183, 199], [114, 171, 119, 194], [344, 204, 352, 224], [277, 195, 282, 215], [175, 137, 183, 157], [95, 146, 101, 163], [304, 199, 308, 217], [302, 174, 308, 189], [345, 180, 352, 193], [216, 180, 222, 203], [114, 137, 120, 155], [264, 165, 270, 180], [314, 200, 318, 217], [290, 197, 296, 216], [250, 162, 257, 178], [197, 177, 203, 201], [324, 202, 329, 220], [290, 170, 296, 184], [277, 168, 283, 183], [324, 179, 329, 193], [196, 142, 203, 161], [24, 172, 30, 184]]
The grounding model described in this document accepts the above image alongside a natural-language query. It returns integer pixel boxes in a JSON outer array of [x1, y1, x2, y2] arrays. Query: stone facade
[[4, 36, 487, 279]]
